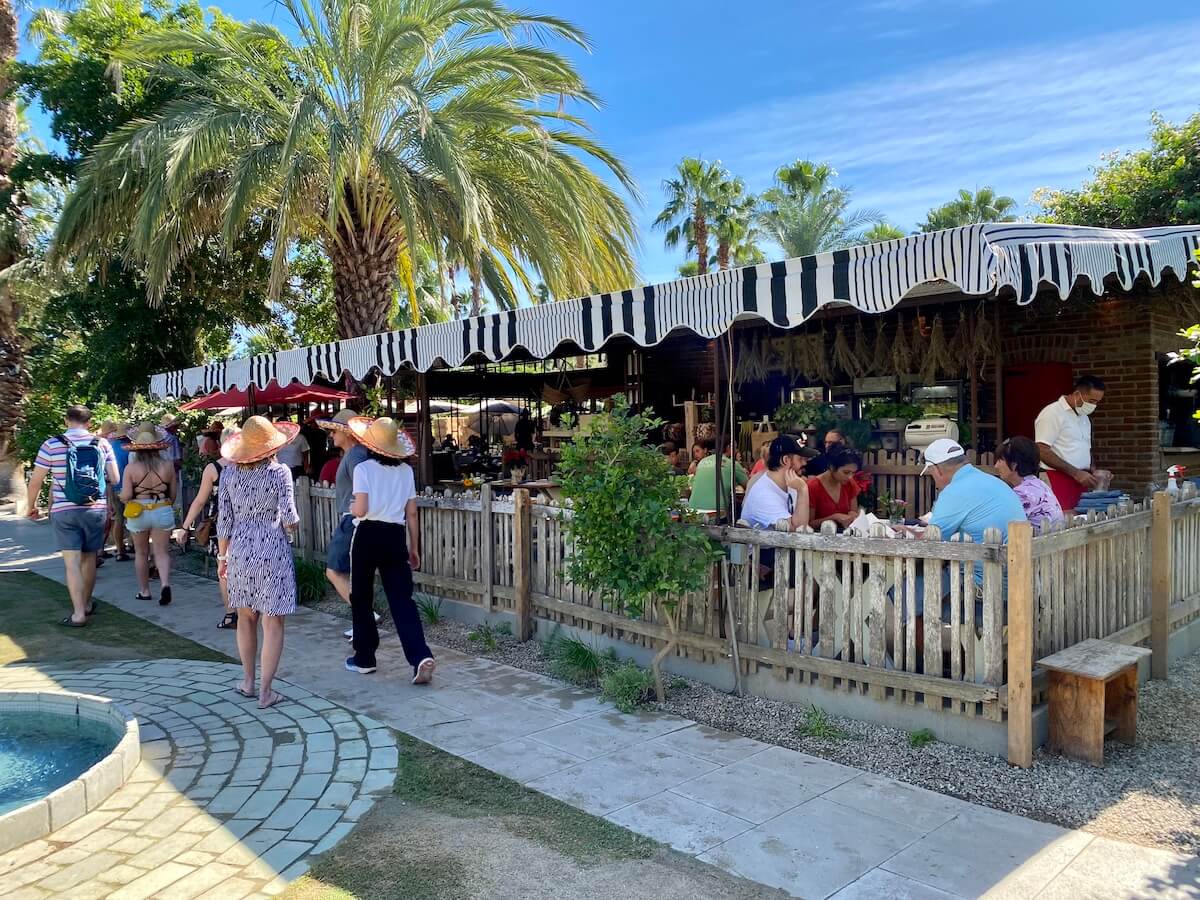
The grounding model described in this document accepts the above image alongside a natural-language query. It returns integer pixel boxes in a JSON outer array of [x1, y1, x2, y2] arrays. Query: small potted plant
[[863, 400, 925, 433], [875, 490, 909, 524], [774, 400, 837, 436], [502, 448, 529, 482]]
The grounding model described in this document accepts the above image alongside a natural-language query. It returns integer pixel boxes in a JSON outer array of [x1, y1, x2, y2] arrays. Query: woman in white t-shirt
[[342, 417, 435, 685], [740, 435, 811, 532]]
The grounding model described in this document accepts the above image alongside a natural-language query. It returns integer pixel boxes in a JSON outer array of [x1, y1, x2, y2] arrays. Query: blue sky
[[21, 0, 1200, 286]]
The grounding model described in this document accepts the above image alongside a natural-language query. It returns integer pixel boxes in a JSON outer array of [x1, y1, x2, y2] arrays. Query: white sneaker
[[412, 657, 436, 685], [343, 612, 383, 641]]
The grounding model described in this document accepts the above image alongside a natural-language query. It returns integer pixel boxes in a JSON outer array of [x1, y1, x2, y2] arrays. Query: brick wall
[[999, 278, 1200, 492]]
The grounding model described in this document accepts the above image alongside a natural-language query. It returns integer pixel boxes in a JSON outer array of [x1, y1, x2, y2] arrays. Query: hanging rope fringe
[[918, 314, 957, 384], [871, 320, 890, 375], [852, 319, 873, 376], [968, 303, 996, 376], [813, 331, 833, 383], [891, 313, 914, 373], [832, 321, 860, 378]]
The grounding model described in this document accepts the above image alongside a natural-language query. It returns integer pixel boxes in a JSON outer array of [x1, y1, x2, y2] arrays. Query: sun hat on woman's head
[[221, 416, 301, 465], [348, 416, 415, 459], [317, 408, 359, 434], [127, 423, 169, 451]]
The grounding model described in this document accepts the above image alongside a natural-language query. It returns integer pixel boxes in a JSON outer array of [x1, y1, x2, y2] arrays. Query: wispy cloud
[[631, 21, 1200, 280]]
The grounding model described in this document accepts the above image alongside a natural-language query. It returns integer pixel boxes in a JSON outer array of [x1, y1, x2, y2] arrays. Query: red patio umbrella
[[180, 380, 356, 410]]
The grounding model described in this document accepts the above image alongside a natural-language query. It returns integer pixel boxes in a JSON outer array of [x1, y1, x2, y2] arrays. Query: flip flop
[[257, 689, 283, 710], [218, 611, 238, 630], [85, 600, 99, 616], [135, 593, 152, 602], [59, 616, 87, 628], [233, 685, 256, 698]]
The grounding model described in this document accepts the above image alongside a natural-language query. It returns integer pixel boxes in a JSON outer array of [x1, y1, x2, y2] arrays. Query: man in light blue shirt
[[923, 438, 1026, 581], [900, 440, 1026, 634]]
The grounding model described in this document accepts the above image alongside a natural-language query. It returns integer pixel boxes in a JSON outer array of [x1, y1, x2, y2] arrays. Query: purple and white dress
[[217, 460, 299, 615], [1013, 475, 1065, 533]]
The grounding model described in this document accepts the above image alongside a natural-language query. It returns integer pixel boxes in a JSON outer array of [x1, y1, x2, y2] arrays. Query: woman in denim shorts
[[121, 424, 177, 606]]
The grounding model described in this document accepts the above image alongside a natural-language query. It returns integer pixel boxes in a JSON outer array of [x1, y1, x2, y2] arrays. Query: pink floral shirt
[[1013, 475, 1065, 532]]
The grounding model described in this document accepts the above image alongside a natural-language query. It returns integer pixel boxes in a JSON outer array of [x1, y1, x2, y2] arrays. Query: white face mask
[[1078, 400, 1097, 416]]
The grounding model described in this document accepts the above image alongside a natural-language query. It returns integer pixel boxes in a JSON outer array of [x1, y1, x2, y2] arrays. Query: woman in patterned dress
[[216, 416, 301, 709]]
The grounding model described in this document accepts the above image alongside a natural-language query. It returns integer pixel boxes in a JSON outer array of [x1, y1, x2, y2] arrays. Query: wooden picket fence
[[290, 477, 1200, 765], [859, 449, 996, 519]]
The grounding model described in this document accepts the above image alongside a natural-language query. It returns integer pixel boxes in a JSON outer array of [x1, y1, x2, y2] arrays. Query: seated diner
[[807, 446, 862, 531], [740, 435, 811, 532], [995, 436, 1064, 533], [688, 439, 749, 518]]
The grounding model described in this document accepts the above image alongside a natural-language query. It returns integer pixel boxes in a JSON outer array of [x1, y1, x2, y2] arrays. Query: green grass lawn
[[0, 570, 231, 666]]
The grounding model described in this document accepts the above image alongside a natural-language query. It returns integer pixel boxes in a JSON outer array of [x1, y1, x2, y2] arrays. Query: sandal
[[233, 684, 256, 698], [135, 592, 152, 602], [257, 689, 283, 709], [58, 616, 87, 628], [159, 586, 172, 606], [85, 600, 99, 616], [218, 611, 238, 630]]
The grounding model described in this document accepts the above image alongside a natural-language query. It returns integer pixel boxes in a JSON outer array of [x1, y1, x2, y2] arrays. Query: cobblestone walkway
[[0, 659, 397, 900]]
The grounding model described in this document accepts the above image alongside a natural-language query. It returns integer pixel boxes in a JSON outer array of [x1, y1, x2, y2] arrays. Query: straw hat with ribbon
[[220, 416, 301, 465], [348, 416, 415, 459], [126, 423, 169, 451], [317, 408, 359, 434]]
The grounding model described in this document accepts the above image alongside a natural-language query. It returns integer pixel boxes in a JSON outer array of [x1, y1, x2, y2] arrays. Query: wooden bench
[[1038, 639, 1152, 767]]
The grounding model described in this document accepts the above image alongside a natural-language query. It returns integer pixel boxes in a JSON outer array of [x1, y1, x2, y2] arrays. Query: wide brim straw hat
[[221, 416, 301, 465], [317, 408, 358, 434], [348, 416, 415, 459], [127, 423, 169, 451]]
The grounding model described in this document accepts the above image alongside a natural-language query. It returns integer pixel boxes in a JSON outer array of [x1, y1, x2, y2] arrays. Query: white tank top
[[741, 474, 794, 529]]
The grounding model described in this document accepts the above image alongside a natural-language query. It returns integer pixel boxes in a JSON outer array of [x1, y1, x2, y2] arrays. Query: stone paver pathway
[[3, 514, 1199, 899], [0, 659, 397, 900]]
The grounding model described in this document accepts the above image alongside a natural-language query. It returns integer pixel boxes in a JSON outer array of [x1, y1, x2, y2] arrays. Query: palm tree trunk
[[693, 204, 709, 276], [469, 266, 483, 318], [717, 240, 731, 271], [0, 0, 27, 508], [329, 239, 399, 339]]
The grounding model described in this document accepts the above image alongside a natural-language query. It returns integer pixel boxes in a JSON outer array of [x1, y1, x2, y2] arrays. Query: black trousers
[[349, 520, 433, 670]]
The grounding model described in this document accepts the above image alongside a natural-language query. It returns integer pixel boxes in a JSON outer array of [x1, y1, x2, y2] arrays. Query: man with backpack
[[25, 405, 120, 626]]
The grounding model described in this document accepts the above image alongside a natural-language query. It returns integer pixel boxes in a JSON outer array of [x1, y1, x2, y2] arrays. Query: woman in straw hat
[[120, 424, 177, 606], [343, 416, 435, 684], [176, 424, 240, 629], [316, 409, 379, 639], [216, 416, 301, 708]]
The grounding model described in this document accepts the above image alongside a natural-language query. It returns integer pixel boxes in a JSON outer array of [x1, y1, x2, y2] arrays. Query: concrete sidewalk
[[2, 514, 1197, 899]]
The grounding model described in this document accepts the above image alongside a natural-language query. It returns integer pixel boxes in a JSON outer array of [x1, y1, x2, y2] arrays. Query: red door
[[1003, 363, 1073, 440]]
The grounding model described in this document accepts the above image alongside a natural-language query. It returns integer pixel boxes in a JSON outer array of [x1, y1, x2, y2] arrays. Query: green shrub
[[796, 705, 849, 740], [468, 621, 508, 651], [416, 594, 443, 625], [546, 632, 616, 687], [294, 556, 329, 605], [908, 728, 936, 749], [600, 662, 656, 713]]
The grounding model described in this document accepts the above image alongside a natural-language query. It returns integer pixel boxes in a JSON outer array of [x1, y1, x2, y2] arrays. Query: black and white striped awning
[[149, 222, 1200, 398]]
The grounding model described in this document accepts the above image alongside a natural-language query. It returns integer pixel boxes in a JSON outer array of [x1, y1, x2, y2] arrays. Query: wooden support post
[[683, 400, 699, 461], [415, 373, 433, 489], [1006, 519, 1034, 768], [512, 488, 532, 640], [1150, 491, 1171, 680], [481, 482, 495, 611], [294, 476, 313, 560]]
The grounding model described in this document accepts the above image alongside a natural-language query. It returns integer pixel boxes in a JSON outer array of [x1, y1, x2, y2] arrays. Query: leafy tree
[[677, 260, 700, 278], [52, 0, 639, 337], [1035, 113, 1200, 227], [654, 157, 726, 275], [757, 160, 883, 257], [556, 398, 719, 700], [862, 222, 907, 242], [919, 187, 1017, 231]]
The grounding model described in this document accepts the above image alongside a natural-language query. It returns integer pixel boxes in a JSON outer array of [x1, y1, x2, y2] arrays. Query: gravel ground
[[424, 615, 1200, 856]]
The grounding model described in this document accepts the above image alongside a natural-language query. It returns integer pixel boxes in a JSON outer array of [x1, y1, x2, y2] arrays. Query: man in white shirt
[[276, 424, 311, 478], [1034, 374, 1105, 514]]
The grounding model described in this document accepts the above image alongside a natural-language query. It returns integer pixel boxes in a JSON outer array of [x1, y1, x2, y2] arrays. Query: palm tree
[[654, 157, 725, 275], [757, 159, 883, 257], [52, 0, 638, 337], [710, 175, 760, 270], [0, 0, 25, 504], [919, 188, 1018, 232], [862, 223, 907, 243]]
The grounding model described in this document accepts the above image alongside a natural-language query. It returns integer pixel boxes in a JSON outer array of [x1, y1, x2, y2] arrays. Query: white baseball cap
[[920, 438, 965, 475]]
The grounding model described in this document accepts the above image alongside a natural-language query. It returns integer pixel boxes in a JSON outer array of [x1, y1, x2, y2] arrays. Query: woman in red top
[[807, 447, 862, 530]]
